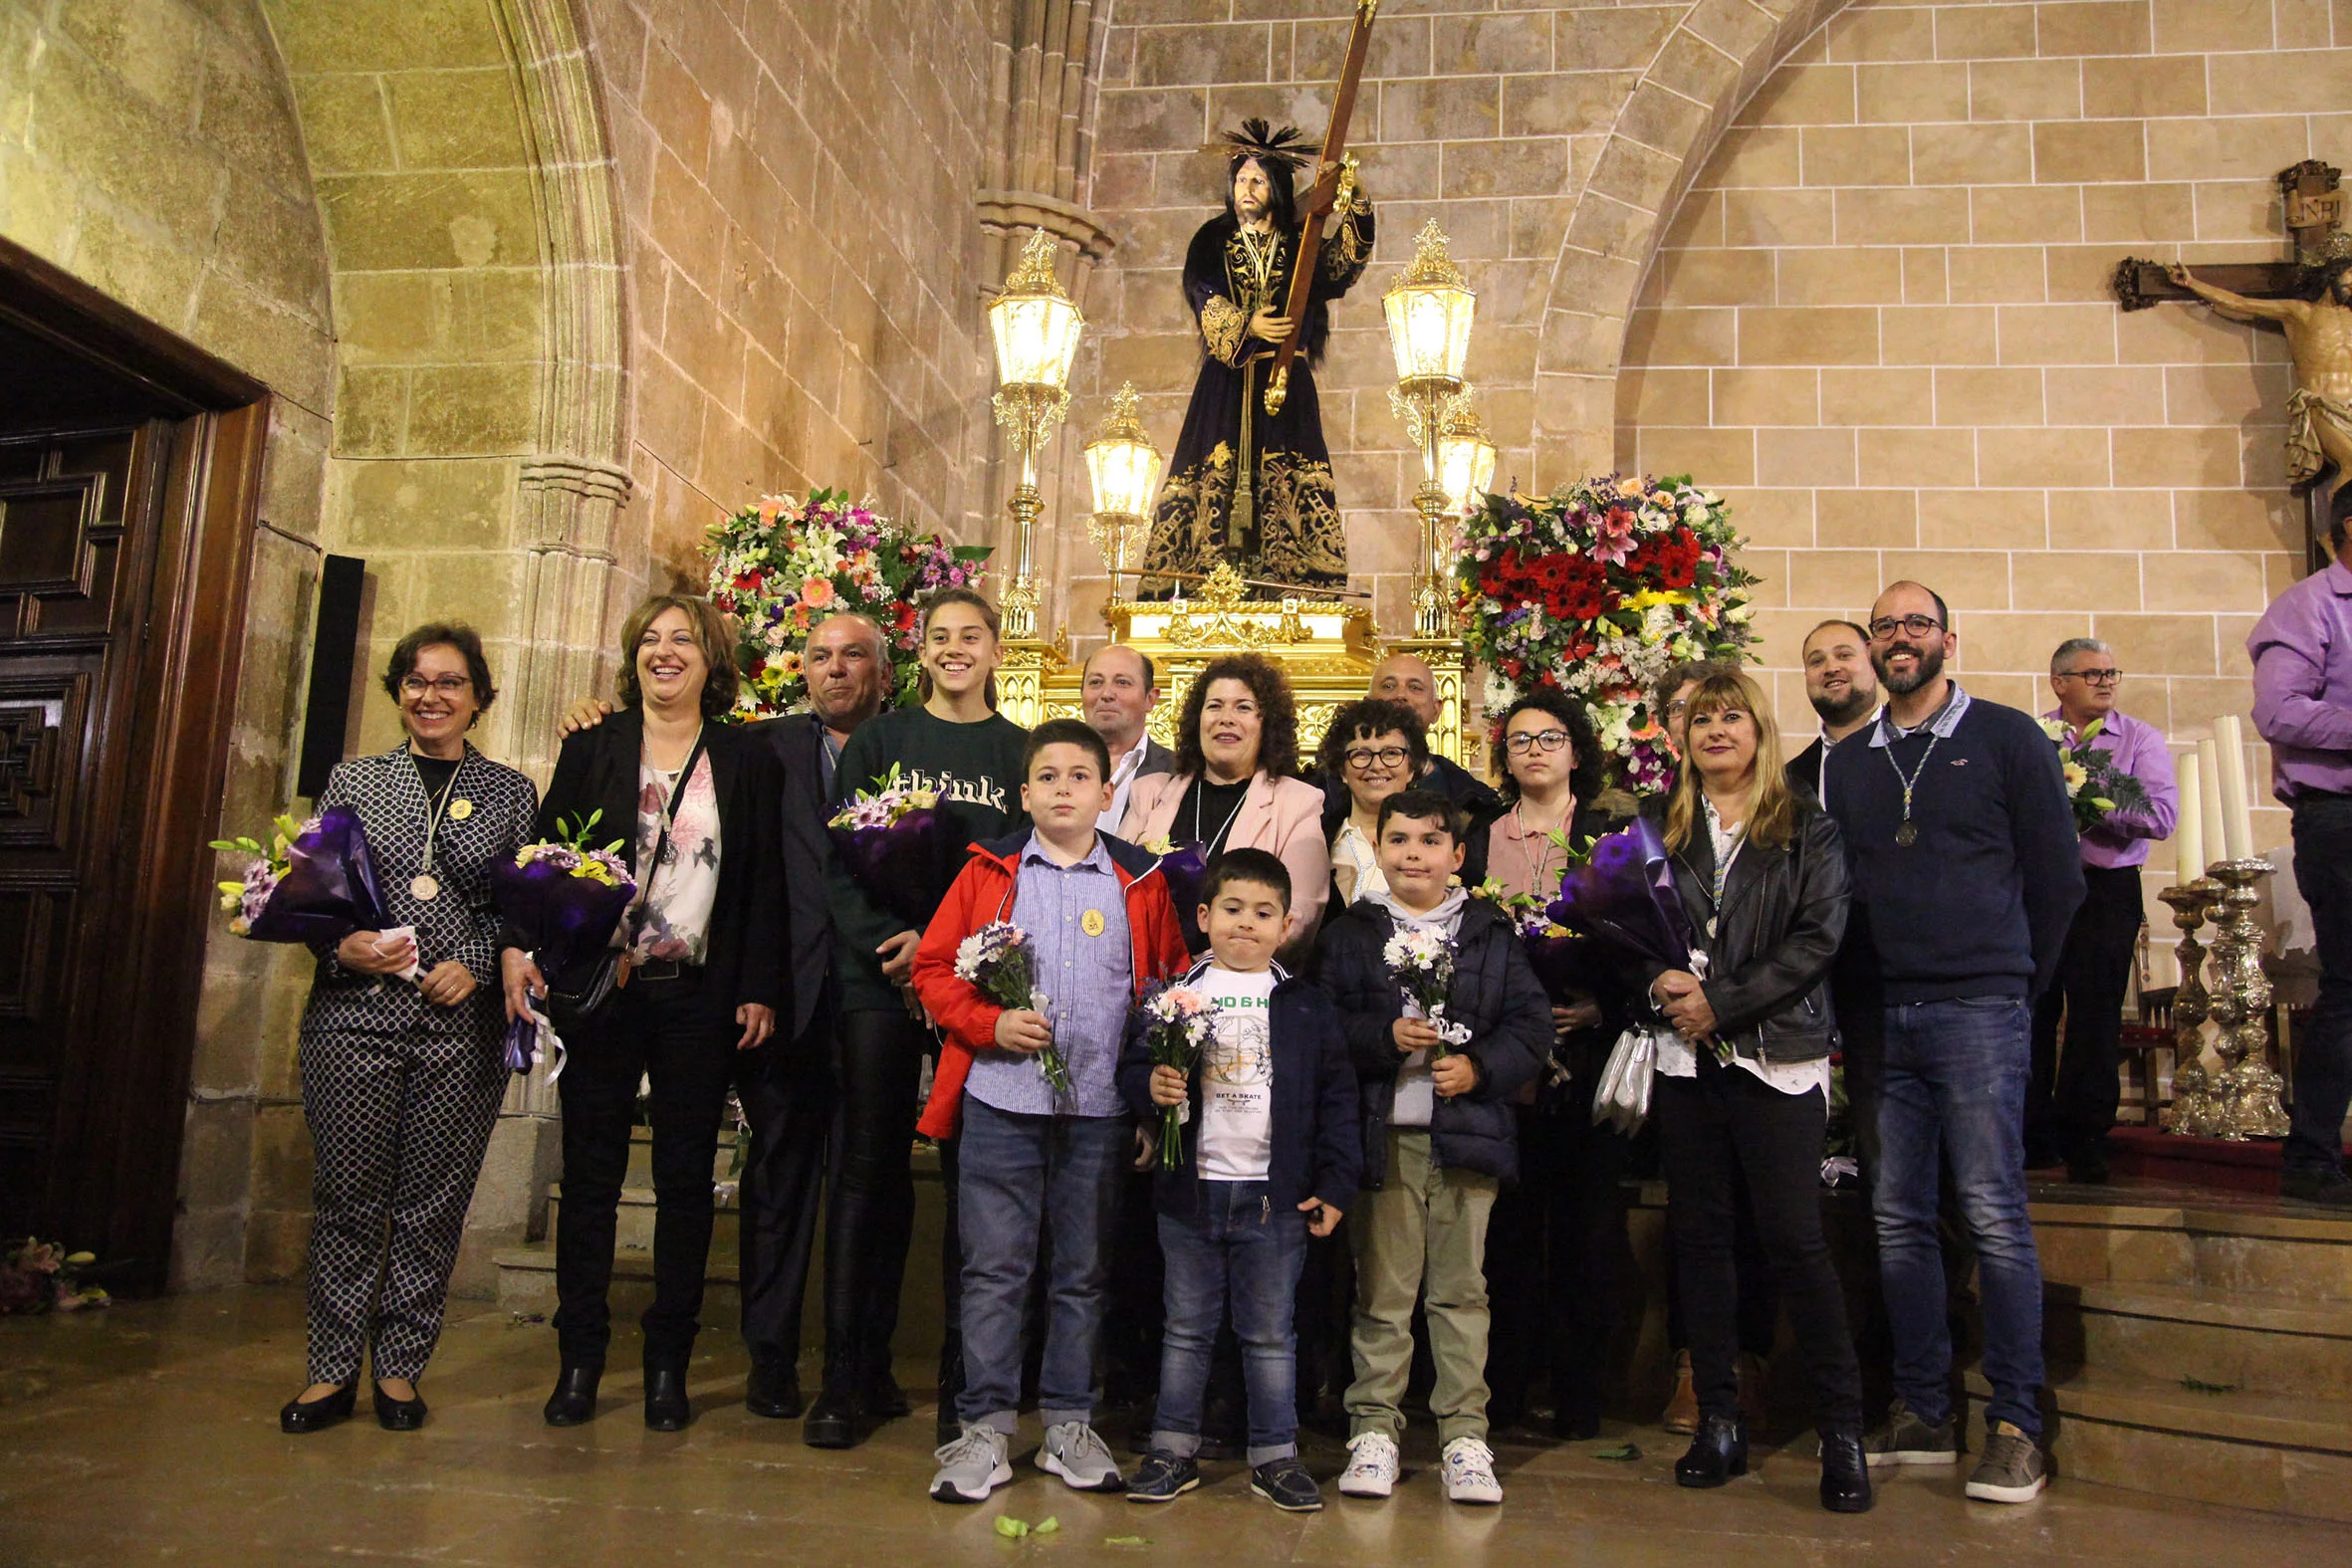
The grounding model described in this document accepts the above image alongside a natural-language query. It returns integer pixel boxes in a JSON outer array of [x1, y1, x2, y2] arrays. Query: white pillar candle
[[2214, 715, 2253, 862], [2196, 739, 2226, 877], [2172, 750, 2202, 883]]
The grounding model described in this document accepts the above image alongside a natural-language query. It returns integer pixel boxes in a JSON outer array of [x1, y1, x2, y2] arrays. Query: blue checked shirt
[[966, 833, 1133, 1118]]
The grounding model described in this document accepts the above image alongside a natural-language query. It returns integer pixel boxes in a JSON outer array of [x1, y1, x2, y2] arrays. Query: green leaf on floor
[[1590, 1442, 1642, 1461], [1034, 1517, 1058, 1535], [2180, 1377, 2237, 1394], [994, 1516, 1030, 1539]]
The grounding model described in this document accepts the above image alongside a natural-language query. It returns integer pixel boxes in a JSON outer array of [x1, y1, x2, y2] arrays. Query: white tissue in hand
[[374, 925, 423, 983]]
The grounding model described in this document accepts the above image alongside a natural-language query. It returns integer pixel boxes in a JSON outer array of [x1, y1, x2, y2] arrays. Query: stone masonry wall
[[1620, 0, 2344, 867]]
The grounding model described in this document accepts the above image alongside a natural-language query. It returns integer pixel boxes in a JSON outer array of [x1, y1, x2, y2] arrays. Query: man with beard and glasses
[[562, 611, 894, 1431], [1788, 620, 1881, 804], [1823, 582, 2082, 1505], [2029, 638, 2175, 1185]]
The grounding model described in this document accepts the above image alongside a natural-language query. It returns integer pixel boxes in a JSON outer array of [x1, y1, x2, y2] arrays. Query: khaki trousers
[[1345, 1128, 1499, 1446]]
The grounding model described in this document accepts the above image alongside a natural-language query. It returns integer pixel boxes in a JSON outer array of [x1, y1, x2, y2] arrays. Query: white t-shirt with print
[[1197, 965, 1279, 1182]]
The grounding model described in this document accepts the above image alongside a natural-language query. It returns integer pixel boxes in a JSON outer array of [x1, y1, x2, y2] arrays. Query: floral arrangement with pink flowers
[[1134, 981, 1222, 1170], [705, 488, 992, 718], [1456, 475, 1756, 795], [954, 921, 1066, 1100]]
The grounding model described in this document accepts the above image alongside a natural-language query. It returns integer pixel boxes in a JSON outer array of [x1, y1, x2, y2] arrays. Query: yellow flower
[[2062, 761, 2089, 791], [1625, 589, 1693, 611]]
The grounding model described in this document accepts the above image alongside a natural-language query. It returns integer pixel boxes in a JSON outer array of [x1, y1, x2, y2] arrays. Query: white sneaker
[[929, 1425, 1012, 1504], [1038, 1420, 1124, 1492], [1337, 1431, 1400, 1497], [1442, 1436, 1503, 1504]]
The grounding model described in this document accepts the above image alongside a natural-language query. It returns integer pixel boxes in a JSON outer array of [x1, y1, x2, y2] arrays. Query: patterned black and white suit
[[298, 742, 538, 1386]]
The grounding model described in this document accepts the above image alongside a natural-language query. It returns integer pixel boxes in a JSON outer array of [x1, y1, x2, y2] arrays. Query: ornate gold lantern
[[1435, 395, 1498, 517], [986, 229, 1083, 640], [1384, 221, 1477, 637], [1082, 382, 1163, 604]]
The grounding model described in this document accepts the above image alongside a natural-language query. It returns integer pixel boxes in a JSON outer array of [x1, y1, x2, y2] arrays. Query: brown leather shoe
[[1662, 1350, 1699, 1434]]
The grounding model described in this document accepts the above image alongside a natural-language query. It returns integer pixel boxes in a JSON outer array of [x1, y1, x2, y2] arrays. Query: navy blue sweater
[[1116, 963, 1362, 1222], [1822, 691, 2085, 1004]]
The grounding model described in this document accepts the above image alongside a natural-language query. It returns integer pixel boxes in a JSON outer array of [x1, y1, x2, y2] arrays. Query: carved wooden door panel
[[0, 424, 169, 1238]]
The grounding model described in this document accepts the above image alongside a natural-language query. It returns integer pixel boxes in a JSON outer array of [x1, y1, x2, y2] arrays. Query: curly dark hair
[[1173, 653, 1300, 781], [2303, 255, 2352, 303], [1492, 687, 1603, 805], [1315, 697, 1428, 782], [381, 622, 496, 726]]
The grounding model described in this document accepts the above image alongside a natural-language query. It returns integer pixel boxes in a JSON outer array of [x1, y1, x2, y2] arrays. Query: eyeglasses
[[1868, 614, 1945, 640], [2057, 668, 2122, 686], [399, 675, 472, 698], [1504, 729, 1571, 756], [1344, 746, 1411, 771]]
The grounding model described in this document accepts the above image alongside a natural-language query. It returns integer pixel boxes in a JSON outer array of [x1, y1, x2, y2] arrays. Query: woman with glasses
[[280, 624, 540, 1435], [1477, 690, 1639, 1440], [1316, 698, 1428, 907], [1643, 668, 1869, 1512]]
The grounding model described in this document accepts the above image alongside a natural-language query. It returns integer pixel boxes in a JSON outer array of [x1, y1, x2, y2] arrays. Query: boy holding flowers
[[1315, 788, 1550, 1504], [911, 719, 1189, 1504], [1115, 849, 1361, 1511]]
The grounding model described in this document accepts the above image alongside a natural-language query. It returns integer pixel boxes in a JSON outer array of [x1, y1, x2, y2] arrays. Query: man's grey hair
[[810, 609, 889, 660], [2049, 636, 2109, 676]]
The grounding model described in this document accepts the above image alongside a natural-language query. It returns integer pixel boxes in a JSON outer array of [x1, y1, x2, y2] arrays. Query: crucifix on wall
[[2114, 160, 2352, 573]]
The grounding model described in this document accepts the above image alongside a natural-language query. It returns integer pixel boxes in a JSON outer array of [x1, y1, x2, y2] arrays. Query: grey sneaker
[[1039, 1419, 1125, 1492], [1965, 1422, 2047, 1502], [929, 1425, 1012, 1504], [1862, 1399, 1959, 1466]]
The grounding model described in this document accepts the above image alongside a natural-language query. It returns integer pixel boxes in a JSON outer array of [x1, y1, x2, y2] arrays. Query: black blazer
[[1640, 793, 1849, 1066], [532, 708, 786, 1015], [742, 711, 836, 1043]]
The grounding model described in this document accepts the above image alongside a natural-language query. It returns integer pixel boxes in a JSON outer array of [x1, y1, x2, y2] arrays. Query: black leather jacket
[[1639, 792, 1849, 1065]]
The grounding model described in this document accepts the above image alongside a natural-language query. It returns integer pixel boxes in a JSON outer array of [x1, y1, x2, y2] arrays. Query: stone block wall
[[1619, 0, 2339, 864], [580, 0, 997, 592]]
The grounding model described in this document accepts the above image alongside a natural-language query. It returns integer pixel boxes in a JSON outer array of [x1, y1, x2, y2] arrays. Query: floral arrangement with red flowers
[[1456, 475, 1756, 794], [705, 488, 992, 717]]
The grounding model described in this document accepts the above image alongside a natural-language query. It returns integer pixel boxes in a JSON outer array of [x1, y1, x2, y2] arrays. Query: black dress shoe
[[745, 1361, 804, 1420], [543, 1364, 601, 1427], [804, 1388, 859, 1450], [643, 1366, 692, 1432], [280, 1383, 356, 1435], [864, 1369, 910, 1420], [1674, 1413, 1750, 1488], [373, 1382, 428, 1432], [1819, 1431, 1874, 1513]]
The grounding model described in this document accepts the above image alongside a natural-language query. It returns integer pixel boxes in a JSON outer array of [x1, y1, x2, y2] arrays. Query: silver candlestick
[[2156, 878, 2220, 1136], [2200, 857, 2290, 1140]]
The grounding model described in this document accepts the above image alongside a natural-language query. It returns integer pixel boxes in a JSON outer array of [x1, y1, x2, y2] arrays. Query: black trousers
[[823, 1008, 927, 1394], [1486, 1100, 1630, 1432], [1657, 1056, 1863, 1437], [2288, 794, 2352, 1178], [554, 970, 736, 1368], [2030, 863, 2144, 1161], [735, 1012, 835, 1371]]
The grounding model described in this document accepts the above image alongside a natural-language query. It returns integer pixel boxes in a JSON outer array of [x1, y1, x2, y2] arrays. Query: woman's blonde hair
[[616, 593, 739, 718], [1663, 667, 1796, 853]]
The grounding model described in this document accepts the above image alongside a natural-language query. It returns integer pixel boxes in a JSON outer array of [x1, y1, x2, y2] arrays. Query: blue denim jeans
[[955, 1097, 1129, 1433], [1150, 1180, 1309, 1464], [1872, 996, 2044, 1437]]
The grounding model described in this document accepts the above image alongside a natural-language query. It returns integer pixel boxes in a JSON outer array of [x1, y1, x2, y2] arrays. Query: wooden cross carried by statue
[[2113, 160, 2352, 571]]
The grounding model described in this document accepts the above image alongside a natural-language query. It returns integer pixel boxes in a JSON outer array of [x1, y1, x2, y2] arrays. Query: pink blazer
[[1121, 769, 1332, 946]]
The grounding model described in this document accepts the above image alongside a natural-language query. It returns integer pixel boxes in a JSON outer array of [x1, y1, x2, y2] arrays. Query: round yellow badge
[[1080, 908, 1106, 938], [449, 798, 474, 820]]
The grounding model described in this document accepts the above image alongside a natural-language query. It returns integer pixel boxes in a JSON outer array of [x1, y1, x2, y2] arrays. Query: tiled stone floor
[[1, 1285, 2339, 1565]]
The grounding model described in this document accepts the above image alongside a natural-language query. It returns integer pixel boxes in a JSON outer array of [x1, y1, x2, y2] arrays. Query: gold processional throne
[[996, 563, 1478, 772]]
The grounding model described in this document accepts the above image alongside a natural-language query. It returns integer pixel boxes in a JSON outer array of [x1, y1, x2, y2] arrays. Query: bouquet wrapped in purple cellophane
[[828, 763, 941, 931], [1543, 815, 1698, 974], [1146, 838, 1211, 953], [490, 813, 636, 1074], [210, 805, 389, 944]]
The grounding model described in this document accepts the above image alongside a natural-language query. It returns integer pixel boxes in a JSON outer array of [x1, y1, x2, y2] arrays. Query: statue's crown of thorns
[[1222, 118, 1309, 171]]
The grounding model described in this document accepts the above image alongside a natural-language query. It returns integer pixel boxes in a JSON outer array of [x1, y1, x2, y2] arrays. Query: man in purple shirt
[[2030, 638, 2179, 1183], [2248, 505, 2352, 1207]]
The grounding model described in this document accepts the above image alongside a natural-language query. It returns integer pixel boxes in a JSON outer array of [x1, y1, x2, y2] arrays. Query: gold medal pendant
[[449, 798, 473, 820], [411, 873, 441, 900], [1894, 822, 1918, 848], [1080, 908, 1106, 938]]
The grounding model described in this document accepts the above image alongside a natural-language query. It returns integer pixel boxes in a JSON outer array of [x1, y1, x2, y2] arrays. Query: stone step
[[548, 1183, 742, 1253], [2045, 1280, 2352, 1401], [1966, 1366, 2352, 1522], [2028, 1193, 2352, 1303]]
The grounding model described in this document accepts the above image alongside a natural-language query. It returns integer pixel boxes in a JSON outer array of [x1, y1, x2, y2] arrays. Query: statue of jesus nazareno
[[1137, 119, 1376, 599]]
